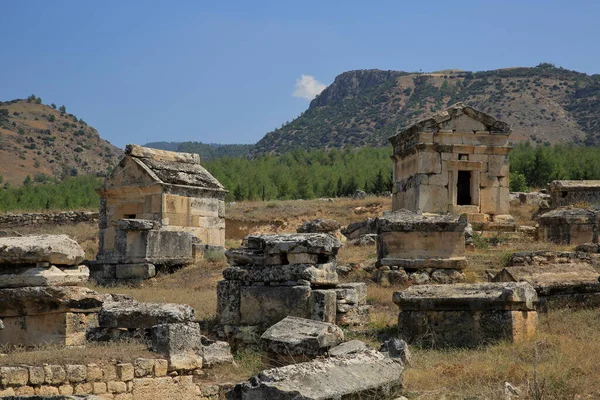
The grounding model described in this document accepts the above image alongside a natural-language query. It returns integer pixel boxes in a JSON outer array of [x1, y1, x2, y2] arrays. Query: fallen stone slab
[[393, 282, 538, 312], [328, 339, 369, 356], [0, 265, 89, 288], [0, 234, 85, 266], [227, 349, 404, 400], [200, 337, 234, 367], [244, 233, 342, 255], [99, 301, 196, 329], [341, 218, 376, 240], [260, 316, 344, 357], [0, 286, 110, 317]]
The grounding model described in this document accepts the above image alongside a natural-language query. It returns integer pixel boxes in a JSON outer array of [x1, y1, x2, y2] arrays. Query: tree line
[[1, 143, 600, 211]]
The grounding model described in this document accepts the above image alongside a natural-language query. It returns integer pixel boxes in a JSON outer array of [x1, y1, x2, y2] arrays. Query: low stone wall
[[0, 359, 230, 399], [0, 212, 98, 228]]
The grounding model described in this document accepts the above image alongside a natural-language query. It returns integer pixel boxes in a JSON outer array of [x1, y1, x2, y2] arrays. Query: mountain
[[144, 141, 254, 160], [250, 64, 600, 156], [0, 98, 122, 186]]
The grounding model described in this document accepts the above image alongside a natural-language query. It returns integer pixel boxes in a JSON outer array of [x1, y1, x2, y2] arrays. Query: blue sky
[[1, 1, 599, 148]]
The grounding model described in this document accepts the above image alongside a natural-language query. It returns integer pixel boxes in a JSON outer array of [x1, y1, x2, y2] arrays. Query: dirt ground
[[3, 197, 600, 398]]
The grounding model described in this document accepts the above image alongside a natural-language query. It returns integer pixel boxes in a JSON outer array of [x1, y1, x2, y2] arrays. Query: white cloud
[[292, 74, 326, 100]]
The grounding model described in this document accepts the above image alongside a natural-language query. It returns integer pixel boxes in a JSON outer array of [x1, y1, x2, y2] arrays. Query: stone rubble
[[217, 233, 370, 344]]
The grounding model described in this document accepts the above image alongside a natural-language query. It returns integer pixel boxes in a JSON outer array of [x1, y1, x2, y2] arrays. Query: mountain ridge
[[250, 64, 600, 156]]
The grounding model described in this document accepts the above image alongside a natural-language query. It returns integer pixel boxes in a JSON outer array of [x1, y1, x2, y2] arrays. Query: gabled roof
[[390, 102, 512, 144], [124, 144, 225, 190]]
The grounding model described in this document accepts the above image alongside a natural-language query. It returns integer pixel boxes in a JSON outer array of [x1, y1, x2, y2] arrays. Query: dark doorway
[[457, 171, 471, 205]]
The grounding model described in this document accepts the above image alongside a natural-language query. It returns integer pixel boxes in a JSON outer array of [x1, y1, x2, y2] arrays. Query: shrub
[[509, 172, 528, 192]]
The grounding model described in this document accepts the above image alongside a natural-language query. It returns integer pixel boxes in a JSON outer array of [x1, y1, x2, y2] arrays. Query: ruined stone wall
[[0, 360, 228, 399], [0, 212, 98, 228]]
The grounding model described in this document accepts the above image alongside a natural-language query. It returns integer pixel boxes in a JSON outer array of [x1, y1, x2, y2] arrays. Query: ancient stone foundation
[[537, 207, 600, 245], [0, 211, 98, 229], [492, 250, 600, 310], [0, 359, 230, 399], [393, 282, 538, 348], [216, 234, 370, 343], [373, 210, 467, 286]]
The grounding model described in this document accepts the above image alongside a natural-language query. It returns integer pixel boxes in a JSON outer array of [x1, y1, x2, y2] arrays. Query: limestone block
[[93, 382, 108, 394], [223, 262, 338, 286], [398, 309, 537, 347], [239, 285, 312, 326], [0, 286, 108, 317], [44, 365, 66, 385], [245, 233, 342, 256], [37, 385, 60, 395], [134, 358, 155, 377], [480, 173, 499, 188], [0, 312, 98, 346], [260, 316, 344, 357], [225, 249, 284, 266], [28, 366, 45, 385], [115, 263, 156, 280], [99, 301, 195, 329], [228, 349, 404, 399], [117, 363, 134, 381], [15, 386, 35, 395], [65, 364, 87, 383], [392, 282, 538, 312], [309, 289, 336, 323], [108, 380, 128, 393], [58, 384, 74, 395], [86, 364, 103, 382], [416, 184, 449, 213], [417, 151, 442, 174], [0, 265, 89, 288], [336, 304, 371, 326], [150, 322, 203, 371], [328, 340, 370, 357], [200, 339, 234, 367], [335, 283, 367, 305], [287, 252, 320, 265], [488, 154, 510, 177], [0, 234, 85, 266], [131, 376, 198, 400], [297, 219, 341, 234], [74, 382, 93, 394], [154, 359, 168, 377], [378, 231, 466, 261], [0, 366, 29, 386], [427, 172, 449, 187], [480, 186, 510, 215]]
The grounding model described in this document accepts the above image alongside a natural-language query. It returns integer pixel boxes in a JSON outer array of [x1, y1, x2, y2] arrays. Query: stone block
[[287, 252, 320, 265], [44, 365, 66, 385], [0, 312, 98, 346], [0, 286, 107, 317], [134, 358, 155, 377], [201, 339, 234, 367], [93, 381, 108, 394], [116, 363, 134, 381], [393, 282, 538, 312], [58, 384, 74, 395], [131, 376, 198, 400], [15, 385, 35, 395], [99, 301, 195, 329], [336, 305, 371, 326], [480, 186, 510, 215], [0, 265, 89, 288], [417, 151, 442, 174], [0, 366, 29, 386], [488, 154, 510, 177], [336, 282, 367, 305], [260, 316, 344, 357], [0, 234, 85, 266], [65, 364, 87, 383], [108, 380, 128, 393], [398, 309, 537, 348], [310, 289, 336, 323], [378, 231, 466, 263], [239, 285, 312, 326], [86, 364, 103, 382], [115, 263, 156, 279], [28, 366, 45, 385], [244, 233, 342, 256], [37, 385, 60, 395], [154, 359, 168, 377], [150, 322, 203, 370], [223, 262, 338, 286], [228, 349, 404, 399], [328, 340, 370, 357]]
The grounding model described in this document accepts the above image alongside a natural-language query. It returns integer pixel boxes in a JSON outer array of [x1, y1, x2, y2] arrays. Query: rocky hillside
[[0, 98, 122, 185], [250, 64, 600, 156]]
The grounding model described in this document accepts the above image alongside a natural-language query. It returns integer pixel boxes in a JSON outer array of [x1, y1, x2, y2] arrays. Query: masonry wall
[[0, 360, 229, 399], [161, 193, 225, 248], [0, 212, 98, 228]]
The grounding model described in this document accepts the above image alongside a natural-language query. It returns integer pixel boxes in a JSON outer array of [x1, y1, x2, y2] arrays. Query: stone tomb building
[[94, 145, 227, 282], [548, 180, 600, 208], [389, 103, 513, 223]]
